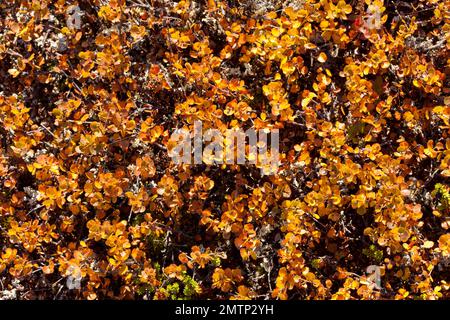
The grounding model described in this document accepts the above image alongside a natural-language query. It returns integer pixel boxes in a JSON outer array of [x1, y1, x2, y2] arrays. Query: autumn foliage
[[0, 0, 449, 300]]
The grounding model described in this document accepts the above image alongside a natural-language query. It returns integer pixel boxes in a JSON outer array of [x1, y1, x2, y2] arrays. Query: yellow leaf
[[130, 25, 146, 40], [8, 68, 20, 77], [318, 52, 327, 63], [423, 241, 434, 249]]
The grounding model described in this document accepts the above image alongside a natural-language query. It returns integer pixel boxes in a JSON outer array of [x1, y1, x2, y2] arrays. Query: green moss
[[211, 256, 221, 267], [182, 274, 201, 298], [347, 121, 366, 144], [363, 244, 384, 263], [160, 272, 201, 300], [311, 258, 321, 270], [433, 183, 450, 212]]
